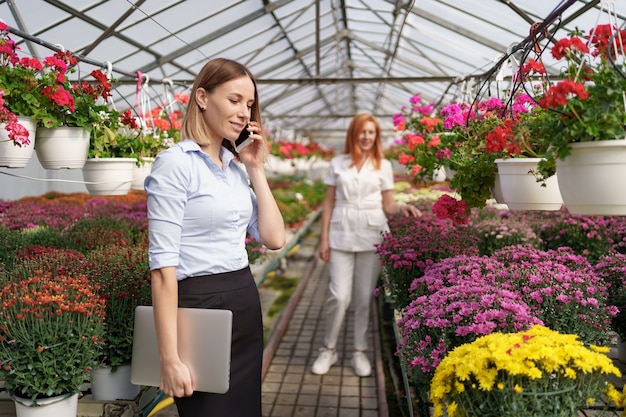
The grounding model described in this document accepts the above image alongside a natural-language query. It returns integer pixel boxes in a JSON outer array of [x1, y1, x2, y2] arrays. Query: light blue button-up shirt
[[145, 140, 260, 280]]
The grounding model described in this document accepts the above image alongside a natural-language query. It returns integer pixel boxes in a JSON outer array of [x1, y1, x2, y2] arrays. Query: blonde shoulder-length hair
[[180, 58, 263, 155]]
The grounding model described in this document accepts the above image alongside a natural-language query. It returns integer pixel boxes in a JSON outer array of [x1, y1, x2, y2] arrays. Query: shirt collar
[[178, 139, 236, 167]]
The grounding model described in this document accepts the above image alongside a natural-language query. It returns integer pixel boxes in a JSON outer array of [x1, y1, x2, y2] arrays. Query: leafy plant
[[130, 95, 186, 160], [393, 93, 538, 220], [63, 215, 136, 253], [246, 234, 267, 265], [470, 210, 541, 256], [88, 107, 141, 159], [271, 178, 326, 227], [0, 271, 106, 400], [82, 245, 151, 369], [537, 211, 613, 263], [529, 24, 626, 180], [0, 22, 45, 146], [594, 253, 626, 341], [10, 246, 86, 282], [390, 94, 445, 180], [267, 138, 334, 160], [492, 245, 615, 345], [37, 57, 112, 131]]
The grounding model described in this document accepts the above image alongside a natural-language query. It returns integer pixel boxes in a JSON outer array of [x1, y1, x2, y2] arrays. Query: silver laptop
[[130, 305, 232, 394]]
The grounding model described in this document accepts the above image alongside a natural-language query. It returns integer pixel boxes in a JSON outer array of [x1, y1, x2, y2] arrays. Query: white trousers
[[322, 249, 381, 352]]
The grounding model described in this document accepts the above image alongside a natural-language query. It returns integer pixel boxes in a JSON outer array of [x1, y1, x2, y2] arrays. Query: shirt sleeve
[[324, 157, 338, 186], [145, 148, 190, 270], [381, 159, 394, 191], [246, 185, 261, 242]]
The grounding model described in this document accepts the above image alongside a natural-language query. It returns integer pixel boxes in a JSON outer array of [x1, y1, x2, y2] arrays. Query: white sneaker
[[351, 351, 371, 377], [311, 347, 338, 375]]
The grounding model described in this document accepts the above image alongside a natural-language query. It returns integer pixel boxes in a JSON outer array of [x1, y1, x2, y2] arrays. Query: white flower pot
[[13, 392, 78, 417], [82, 157, 136, 196], [431, 167, 447, 182], [495, 158, 563, 211], [391, 159, 407, 175], [0, 116, 36, 168], [293, 157, 312, 176], [491, 175, 506, 205], [36, 126, 89, 169], [444, 167, 456, 181], [131, 157, 154, 190], [556, 139, 626, 215], [90, 365, 141, 401]]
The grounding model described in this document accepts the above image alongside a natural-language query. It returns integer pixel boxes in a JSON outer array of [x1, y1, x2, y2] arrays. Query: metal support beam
[[81, 0, 146, 56]]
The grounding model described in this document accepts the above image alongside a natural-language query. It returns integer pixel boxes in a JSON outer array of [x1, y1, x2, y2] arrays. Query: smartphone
[[235, 124, 253, 153]]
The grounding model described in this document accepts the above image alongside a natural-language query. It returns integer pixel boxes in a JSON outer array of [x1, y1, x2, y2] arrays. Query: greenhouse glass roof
[[1, 0, 625, 147]]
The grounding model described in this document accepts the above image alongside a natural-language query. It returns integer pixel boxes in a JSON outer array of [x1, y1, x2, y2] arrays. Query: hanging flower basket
[[35, 126, 89, 170], [82, 157, 136, 196], [0, 116, 36, 168], [131, 157, 154, 190], [495, 158, 563, 211], [556, 139, 626, 215]]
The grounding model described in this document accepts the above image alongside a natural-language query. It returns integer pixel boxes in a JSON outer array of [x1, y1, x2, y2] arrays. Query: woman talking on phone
[[145, 58, 285, 417]]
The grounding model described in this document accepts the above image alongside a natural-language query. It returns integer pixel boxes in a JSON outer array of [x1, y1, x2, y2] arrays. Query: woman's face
[[357, 121, 377, 153], [200, 75, 256, 142]]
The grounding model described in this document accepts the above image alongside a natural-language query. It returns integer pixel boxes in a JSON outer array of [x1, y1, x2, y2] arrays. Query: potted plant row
[[0, 22, 182, 184]]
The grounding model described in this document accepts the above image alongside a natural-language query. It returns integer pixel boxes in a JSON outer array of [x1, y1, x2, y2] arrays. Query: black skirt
[[174, 266, 263, 417]]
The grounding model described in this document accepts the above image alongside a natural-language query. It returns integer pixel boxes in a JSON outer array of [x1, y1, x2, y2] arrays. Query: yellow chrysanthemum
[[476, 367, 498, 391], [429, 326, 622, 417], [605, 384, 624, 407], [564, 367, 577, 379]]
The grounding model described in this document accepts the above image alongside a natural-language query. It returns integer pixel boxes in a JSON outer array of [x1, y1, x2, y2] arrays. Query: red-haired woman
[[312, 113, 420, 377]]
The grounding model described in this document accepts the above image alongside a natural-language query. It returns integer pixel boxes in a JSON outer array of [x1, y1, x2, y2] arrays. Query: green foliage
[[88, 106, 140, 159], [595, 253, 626, 341], [263, 274, 298, 318], [271, 178, 326, 226], [0, 272, 106, 400], [10, 246, 86, 284], [82, 245, 151, 368], [471, 211, 541, 256], [20, 225, 71, 249], [533, 26, 626, 181], [245, 234, 267, 265], [537, 212, 612, 264], [289, 179, 327, 207], [0, 225, 23, 272], [275, 199, 310, 226], [448, 151, 498, 211], [63, 216, 136, 253], [0, 57, 44, 121]]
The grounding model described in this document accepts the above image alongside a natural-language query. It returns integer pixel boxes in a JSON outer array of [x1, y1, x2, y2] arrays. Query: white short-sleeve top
[[324, 154, 394, 252]]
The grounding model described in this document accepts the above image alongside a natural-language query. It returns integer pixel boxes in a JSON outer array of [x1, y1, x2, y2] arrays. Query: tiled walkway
[[261, 256, 386, 417]]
